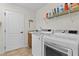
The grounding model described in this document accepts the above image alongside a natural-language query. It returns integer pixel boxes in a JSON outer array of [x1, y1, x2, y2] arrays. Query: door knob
[[20, 32, 23, 33]]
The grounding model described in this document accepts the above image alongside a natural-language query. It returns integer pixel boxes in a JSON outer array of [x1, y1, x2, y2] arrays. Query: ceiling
[[14, 3, 48, 14]]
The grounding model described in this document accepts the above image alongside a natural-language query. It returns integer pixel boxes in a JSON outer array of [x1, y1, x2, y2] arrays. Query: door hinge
[[4, 12, 6, 16], [4, 46, 6, 50], [4, 29, 6, 32]]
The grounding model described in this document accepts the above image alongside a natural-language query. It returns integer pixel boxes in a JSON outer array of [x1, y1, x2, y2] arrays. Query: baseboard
[[0, 49, 5, 54]]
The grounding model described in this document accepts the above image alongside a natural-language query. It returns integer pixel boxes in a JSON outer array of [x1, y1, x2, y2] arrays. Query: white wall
[[0, 3, 32, 53], [36, 3, 79, 31]]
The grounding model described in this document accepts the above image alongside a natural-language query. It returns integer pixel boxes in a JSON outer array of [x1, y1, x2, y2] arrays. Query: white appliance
[[32, 31, 53, 56], [32, 32, 43, 56], [42, 33, 79, 56]]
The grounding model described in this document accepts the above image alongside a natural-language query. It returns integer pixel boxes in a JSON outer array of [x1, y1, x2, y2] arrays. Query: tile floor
[[0, 48, 32, 56]]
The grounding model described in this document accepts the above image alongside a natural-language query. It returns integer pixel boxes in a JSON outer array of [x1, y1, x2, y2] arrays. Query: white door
[[5, 11, 25, 51], [32, 34, 41, 56]]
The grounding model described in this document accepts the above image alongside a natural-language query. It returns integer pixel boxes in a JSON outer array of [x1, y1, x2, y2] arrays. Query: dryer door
[[44, 42, 73, 56]]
